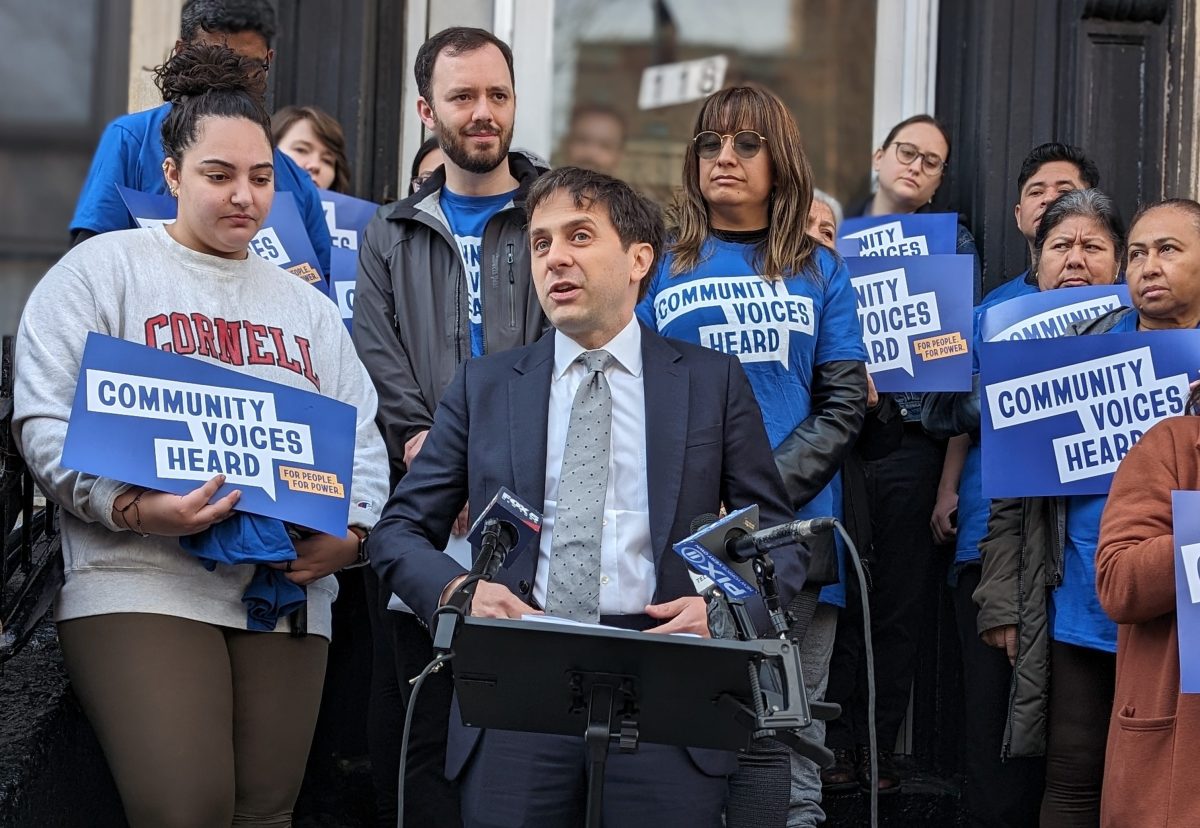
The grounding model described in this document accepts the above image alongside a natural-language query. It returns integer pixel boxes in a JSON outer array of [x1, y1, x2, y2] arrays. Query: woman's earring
[[169, 186, 179, 198]]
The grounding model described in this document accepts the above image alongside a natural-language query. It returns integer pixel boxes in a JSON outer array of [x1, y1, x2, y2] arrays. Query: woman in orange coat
[[1095, 198, 1200, 828]]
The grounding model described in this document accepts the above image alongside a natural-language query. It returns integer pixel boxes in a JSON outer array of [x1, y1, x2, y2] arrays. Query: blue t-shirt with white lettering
[[439, 187, 517, 357], [1049, 310, 1135, 653], [636, 240, 867, 605]]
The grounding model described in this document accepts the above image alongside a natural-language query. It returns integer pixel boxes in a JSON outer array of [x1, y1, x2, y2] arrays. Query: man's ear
[[416, 98, 436, 131], [629, 241, 656, 285]]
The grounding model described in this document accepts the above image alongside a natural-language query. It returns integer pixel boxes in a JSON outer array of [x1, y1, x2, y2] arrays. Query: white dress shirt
[[534, 317, 655, 615]]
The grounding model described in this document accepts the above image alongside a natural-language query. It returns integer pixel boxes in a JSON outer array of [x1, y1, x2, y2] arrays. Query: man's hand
[[112, 475, 240, 537], [452, 503, 471, 537], [645, 596, 710, 637], [455, 580, 539, 620], [268, 531, 358, 586], [981, 624, 1018, 665], [930, 489, 958, 545], [403, 429, 429, 468]]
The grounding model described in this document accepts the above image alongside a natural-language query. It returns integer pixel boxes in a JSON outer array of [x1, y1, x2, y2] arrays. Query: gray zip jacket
[[351, 153, 549, 483], [973, 305, 1134, 758]]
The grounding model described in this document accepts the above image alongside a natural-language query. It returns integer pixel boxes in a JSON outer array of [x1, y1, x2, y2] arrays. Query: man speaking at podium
[[370, 167, 808, 825]]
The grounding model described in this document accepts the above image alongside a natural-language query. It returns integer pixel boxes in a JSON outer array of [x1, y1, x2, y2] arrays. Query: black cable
[[396, 651, 455, 828]]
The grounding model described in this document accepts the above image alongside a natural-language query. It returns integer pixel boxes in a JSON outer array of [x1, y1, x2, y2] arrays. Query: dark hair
[[1016, 142, 1100, 193], [272, 104, 351, 192], [1129, 197, 1200, 240], [880, 114, 951, 160], [155, 43, 273, 162], [414, 27, 514, 104], [670, 85, 819, 281], [1190, 382, 1200, 415], [180, 0, 277, 45], [411, 136, 443, 181], [1033, 188, 1125, 265], [525, 167, 665, 302]]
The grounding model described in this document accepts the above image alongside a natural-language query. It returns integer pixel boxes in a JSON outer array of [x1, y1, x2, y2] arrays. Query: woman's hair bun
[[154, 42, 267, 104]]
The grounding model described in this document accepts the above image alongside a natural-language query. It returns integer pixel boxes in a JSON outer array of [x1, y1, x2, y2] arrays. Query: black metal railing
[[1, 335, 62, 662]]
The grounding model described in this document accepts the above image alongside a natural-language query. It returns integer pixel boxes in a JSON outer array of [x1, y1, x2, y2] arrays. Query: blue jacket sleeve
[[277, 152, 333, 277], [70, 121, 140, 235]]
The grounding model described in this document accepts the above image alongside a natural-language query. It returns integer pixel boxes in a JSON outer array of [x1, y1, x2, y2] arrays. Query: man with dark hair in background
[[69, 0, 332, 277], [352, 25, 549, 827], [922, 141, 1101, 827]]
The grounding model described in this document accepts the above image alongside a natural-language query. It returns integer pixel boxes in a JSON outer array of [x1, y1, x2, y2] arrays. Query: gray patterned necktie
[[545, 349, 614, 622]]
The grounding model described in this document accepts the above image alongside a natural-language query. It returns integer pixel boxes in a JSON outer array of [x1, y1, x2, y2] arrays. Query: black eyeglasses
[[410, 172, 435, 193], [891, 141, 945, 175], [693, 130, 768, 161]]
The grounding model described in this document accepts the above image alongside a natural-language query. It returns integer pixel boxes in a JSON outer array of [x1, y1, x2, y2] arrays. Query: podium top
[[452, 616, 766, 751]]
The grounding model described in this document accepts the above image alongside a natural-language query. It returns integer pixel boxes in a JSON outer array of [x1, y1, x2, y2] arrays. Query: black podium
[[451, 616, 781, 827]]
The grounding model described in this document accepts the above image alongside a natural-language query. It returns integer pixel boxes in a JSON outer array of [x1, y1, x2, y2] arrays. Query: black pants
[[1041, 640, 1114, 828], [364, 567, 462, 828], [826, 424, 943, 750], [953, 564, 1045, 828]]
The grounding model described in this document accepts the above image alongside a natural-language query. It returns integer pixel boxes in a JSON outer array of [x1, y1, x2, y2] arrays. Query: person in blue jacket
[[637, 84, 867, 828], [69, 0, 332, 278]]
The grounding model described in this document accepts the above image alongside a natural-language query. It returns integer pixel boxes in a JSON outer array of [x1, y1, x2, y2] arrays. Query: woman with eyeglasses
[[822, 114, 982, 794], [637, 84, 868, 828]]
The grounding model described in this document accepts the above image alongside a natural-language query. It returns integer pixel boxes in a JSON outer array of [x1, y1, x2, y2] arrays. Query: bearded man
[[351, 26, 549, 828]]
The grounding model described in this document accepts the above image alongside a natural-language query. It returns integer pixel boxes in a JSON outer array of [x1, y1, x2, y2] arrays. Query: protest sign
[[847, 254, 973, 392], [980, 331, 1200, 497], [837, 212, 958, 258], [117, 186, 326, 291], [329, 247, 357, 332], [1173, 491, 1200, 692], [979, 284, 1132, 342], [319, 189, 379, 252], [62, 333, 357, 536]]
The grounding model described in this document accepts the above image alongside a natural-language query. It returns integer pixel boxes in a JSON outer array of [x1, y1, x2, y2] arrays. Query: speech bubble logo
[[842, 220, 929, 256], [85, 369, 314, 501], [992, 295, 1123, 342], [1183, 542, 1200, 604], [851, 266, 941, 377]]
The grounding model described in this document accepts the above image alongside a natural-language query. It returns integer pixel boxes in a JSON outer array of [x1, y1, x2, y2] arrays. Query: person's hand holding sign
[[272, 530, 361, 585], [111, 474, 241, 537]]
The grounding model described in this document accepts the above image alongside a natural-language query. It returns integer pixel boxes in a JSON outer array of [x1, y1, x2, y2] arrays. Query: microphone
[[434, 487, 543, 652], [725, 517, 836, 562]]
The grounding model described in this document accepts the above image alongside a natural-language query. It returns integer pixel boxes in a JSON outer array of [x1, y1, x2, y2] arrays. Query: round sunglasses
[[693, 130, 768, 160]]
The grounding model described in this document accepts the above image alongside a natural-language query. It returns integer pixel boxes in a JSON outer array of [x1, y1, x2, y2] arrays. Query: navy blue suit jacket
[[370, 323, 808, 776]]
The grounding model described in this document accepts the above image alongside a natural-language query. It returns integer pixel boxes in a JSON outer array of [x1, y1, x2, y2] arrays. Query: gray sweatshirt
[[13, 226, 388, 638]]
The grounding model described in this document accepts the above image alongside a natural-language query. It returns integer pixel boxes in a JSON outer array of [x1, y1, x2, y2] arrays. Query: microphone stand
[[431, 518, 509, 655]]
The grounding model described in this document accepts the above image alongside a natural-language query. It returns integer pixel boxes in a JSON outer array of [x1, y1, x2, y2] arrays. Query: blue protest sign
[[837, 212, 958, 258], [979, 285, 1132, 342], [329, 247, 357, 333], [980, 331, 1200, 497], [320, 189, 379, 252], [1173, 491, 1200, 693], [62, 333, 357, 536], [847, 254, 973, 392], [117, 186, 327, 291]]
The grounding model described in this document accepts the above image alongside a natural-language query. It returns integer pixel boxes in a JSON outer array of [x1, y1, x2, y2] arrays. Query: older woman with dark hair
[[973, 188, 1144, 827], [1093, 198, 1200, 828]]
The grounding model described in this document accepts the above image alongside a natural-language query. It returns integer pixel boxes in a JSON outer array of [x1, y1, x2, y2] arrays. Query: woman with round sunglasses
[[637, 84, 868, 828], [12, 44, 387, 827], [821, 115, 981, 793]]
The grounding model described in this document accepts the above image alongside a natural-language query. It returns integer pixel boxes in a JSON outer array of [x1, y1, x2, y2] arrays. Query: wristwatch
[[344, 526, 370, 569]]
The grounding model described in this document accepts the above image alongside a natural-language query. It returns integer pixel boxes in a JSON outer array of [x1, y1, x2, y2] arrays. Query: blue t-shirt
[[636, 240, 867, 605], [440, 187, 517, 358], [70, 103, 332, 277], [956, 272, 1038, 566], [1048, 310, 1135, 653]]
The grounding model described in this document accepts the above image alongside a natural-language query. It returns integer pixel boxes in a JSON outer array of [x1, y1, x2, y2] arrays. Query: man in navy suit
[[370, 167, 809, 826]]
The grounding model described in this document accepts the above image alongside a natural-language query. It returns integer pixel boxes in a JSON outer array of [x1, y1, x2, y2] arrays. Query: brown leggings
[[58, 613, 328, 828]]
